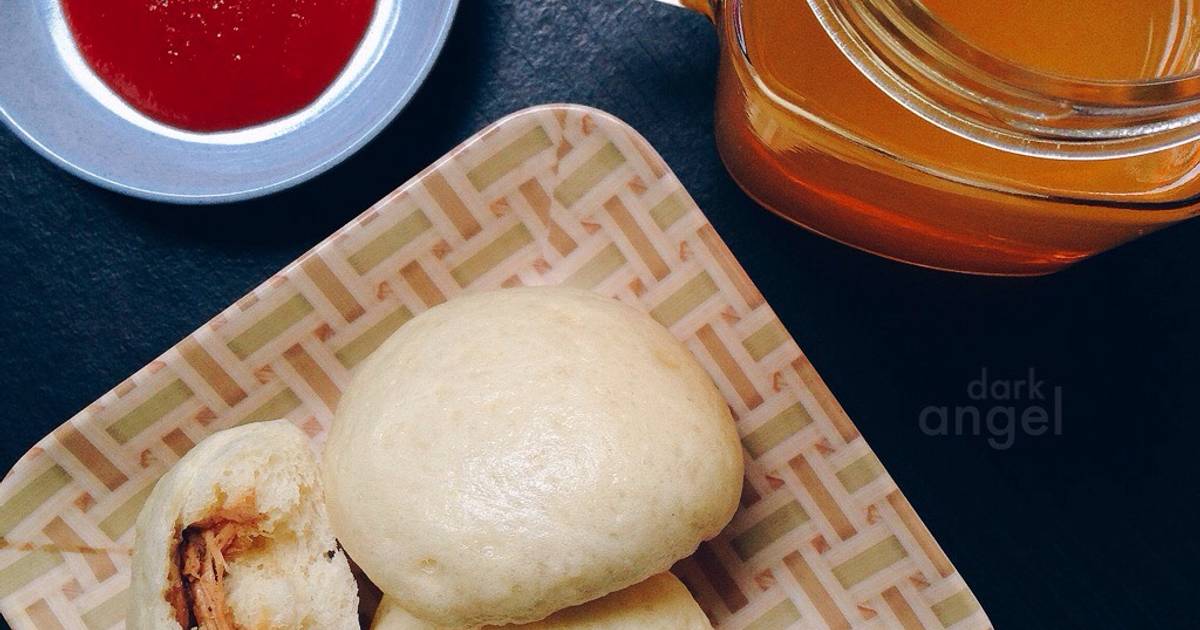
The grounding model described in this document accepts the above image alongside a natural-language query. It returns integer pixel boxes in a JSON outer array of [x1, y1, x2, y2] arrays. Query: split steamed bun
[[322, 287, 744, 627], [129, 420, 358, 630], [371, 573, 712, 629]]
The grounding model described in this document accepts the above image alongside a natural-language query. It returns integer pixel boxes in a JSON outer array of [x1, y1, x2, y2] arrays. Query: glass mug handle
[[651, 0, 716, 20]]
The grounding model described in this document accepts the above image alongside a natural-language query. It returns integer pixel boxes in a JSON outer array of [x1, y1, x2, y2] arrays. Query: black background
[[2, 2, 1198, 628]]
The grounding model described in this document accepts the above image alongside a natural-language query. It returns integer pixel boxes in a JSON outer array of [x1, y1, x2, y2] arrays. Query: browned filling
[[166, 493, 264, 630]]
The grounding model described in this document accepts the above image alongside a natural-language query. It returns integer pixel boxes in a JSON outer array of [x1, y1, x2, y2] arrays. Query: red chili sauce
[[61, 0, 377, 132]]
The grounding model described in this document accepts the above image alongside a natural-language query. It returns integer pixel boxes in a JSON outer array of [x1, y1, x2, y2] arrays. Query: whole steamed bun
[[322, 287, 743, 628]]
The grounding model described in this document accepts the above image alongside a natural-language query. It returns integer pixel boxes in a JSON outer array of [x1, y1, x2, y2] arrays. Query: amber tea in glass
[[670, 0, 1200, 274]]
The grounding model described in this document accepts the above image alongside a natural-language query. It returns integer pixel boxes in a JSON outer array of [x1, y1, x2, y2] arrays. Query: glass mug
[[660, 0, 1200, 275]]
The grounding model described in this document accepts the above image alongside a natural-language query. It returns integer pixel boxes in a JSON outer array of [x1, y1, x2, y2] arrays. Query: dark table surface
[[2, 2, 1198, 628]]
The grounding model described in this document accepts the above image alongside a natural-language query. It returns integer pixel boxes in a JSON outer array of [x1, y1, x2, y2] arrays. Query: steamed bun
[[323, 287, 742, 627]]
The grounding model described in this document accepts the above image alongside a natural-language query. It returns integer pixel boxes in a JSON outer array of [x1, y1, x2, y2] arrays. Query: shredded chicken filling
[[167, 493, 264, 630]]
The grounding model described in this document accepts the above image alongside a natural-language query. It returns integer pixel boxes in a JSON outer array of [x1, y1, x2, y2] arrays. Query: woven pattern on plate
[[0, 105, 989, 630]]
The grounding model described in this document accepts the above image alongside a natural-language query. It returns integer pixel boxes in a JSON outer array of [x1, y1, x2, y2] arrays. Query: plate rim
[[0, 0, 461, 205]]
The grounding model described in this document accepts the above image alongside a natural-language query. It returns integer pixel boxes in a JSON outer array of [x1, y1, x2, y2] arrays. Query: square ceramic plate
[[0, 105, 990, 630]]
